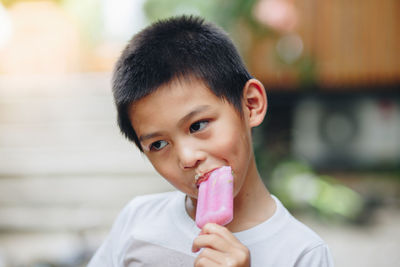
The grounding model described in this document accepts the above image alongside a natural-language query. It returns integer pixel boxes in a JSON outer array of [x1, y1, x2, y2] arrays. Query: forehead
[[132, 77, 216, 110], [128, 77, 222, 131]]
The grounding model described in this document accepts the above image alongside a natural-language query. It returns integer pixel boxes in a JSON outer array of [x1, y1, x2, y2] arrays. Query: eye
[[149, 140, 168, 151], [189, 120, 209, 133]]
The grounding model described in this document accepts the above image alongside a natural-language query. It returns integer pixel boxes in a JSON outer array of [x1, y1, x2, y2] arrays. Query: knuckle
[[195, 257, 207, 267], [199, 248, 211, 257], [207, 234, 218, 244], [224, 257, 237, 267], [232, 247, 250, 265], [204, 223, 217, 232], [220, 225, 231, 234]]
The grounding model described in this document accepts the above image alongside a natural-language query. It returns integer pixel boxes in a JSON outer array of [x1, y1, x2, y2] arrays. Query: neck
[[226, 163, 275, 232]]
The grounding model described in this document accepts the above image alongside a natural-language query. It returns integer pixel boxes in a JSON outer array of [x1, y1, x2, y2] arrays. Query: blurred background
[[0, 0, 399, 266]]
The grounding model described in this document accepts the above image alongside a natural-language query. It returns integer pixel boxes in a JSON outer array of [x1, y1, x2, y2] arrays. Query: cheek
[[152, 161, 175, 181], [211, 124, 251, 162], [147, 157, 173, 179], [210, 123, 251, 193], [153, 164, 183, 190], [150, 157, 193, 189]]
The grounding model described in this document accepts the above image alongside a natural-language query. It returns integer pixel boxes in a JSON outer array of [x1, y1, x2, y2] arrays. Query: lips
[[195, 168, 219, 187]]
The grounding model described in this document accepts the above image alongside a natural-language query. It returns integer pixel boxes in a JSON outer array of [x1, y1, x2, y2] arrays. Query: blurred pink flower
[[253, 0, 298, 33]]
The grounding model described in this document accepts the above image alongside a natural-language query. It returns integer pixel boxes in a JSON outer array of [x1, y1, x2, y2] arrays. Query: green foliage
[[144, 0, 259, 33], [270, 161, 365, 223]]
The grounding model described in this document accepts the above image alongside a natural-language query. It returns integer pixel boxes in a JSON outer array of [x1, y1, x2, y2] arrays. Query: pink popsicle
[[195, 166, 234, 229]]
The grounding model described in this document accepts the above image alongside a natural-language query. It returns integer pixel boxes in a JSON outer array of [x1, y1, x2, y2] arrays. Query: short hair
[[112, 15, 252, 151]]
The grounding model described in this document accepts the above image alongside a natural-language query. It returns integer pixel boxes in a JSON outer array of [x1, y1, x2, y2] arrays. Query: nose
[[177, 141, 205, 170]]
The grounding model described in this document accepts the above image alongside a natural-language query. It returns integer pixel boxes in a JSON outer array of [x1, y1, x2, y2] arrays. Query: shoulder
[[273, 196, 325, 246], [126, 190, 179, 210], [119, 191, 180, 223], [241, 196, 334, 266], [104, 190, 183, 247], [99, 191, 181, 238], [285, 213, 325, 246], [294, 243, 334, 267], [90, 192, 180, 247], [272, 196, 334, 266], [87, 191, 188, 266], [117, 190, 196, 256]]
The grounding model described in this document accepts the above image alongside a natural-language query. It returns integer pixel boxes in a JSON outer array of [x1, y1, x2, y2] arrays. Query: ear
[[242, 79, 267, 128]]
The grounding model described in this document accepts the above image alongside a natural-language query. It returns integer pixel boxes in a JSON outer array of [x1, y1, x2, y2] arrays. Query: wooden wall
[[249, 0, 400, 89]]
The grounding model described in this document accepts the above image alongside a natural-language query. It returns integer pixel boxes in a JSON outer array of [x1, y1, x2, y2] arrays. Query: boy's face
[[129, 78, 256, 200]]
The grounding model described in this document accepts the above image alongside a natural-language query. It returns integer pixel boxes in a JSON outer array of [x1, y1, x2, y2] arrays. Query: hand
[[192, 223, 250, 267]]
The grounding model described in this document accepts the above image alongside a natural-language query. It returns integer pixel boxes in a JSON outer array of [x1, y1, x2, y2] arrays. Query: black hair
[[112, 15, 252, 151]]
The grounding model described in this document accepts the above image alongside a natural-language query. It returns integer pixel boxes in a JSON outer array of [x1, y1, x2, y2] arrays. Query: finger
[[194, 255, 220, 267], [192, 232, 228, 253], [197, 247, 250, 267], [198, 248, 226, 264], [202, 223, 240, 245]]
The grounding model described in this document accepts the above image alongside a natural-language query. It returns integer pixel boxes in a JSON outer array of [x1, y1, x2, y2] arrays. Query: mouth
[[195, 167, 220, 187]]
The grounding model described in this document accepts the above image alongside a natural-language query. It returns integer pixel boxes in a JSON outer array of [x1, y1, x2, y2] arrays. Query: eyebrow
[[177, 105, 211, 128], [138, 105, 211, 143], [139, 131, 165, 142]]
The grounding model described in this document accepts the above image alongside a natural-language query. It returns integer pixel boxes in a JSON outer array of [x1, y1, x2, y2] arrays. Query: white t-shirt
[[88, 191, 334, 267]]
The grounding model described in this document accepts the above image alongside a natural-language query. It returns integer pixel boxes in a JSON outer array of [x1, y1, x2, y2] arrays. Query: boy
[[88, 15, 334, 266]]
